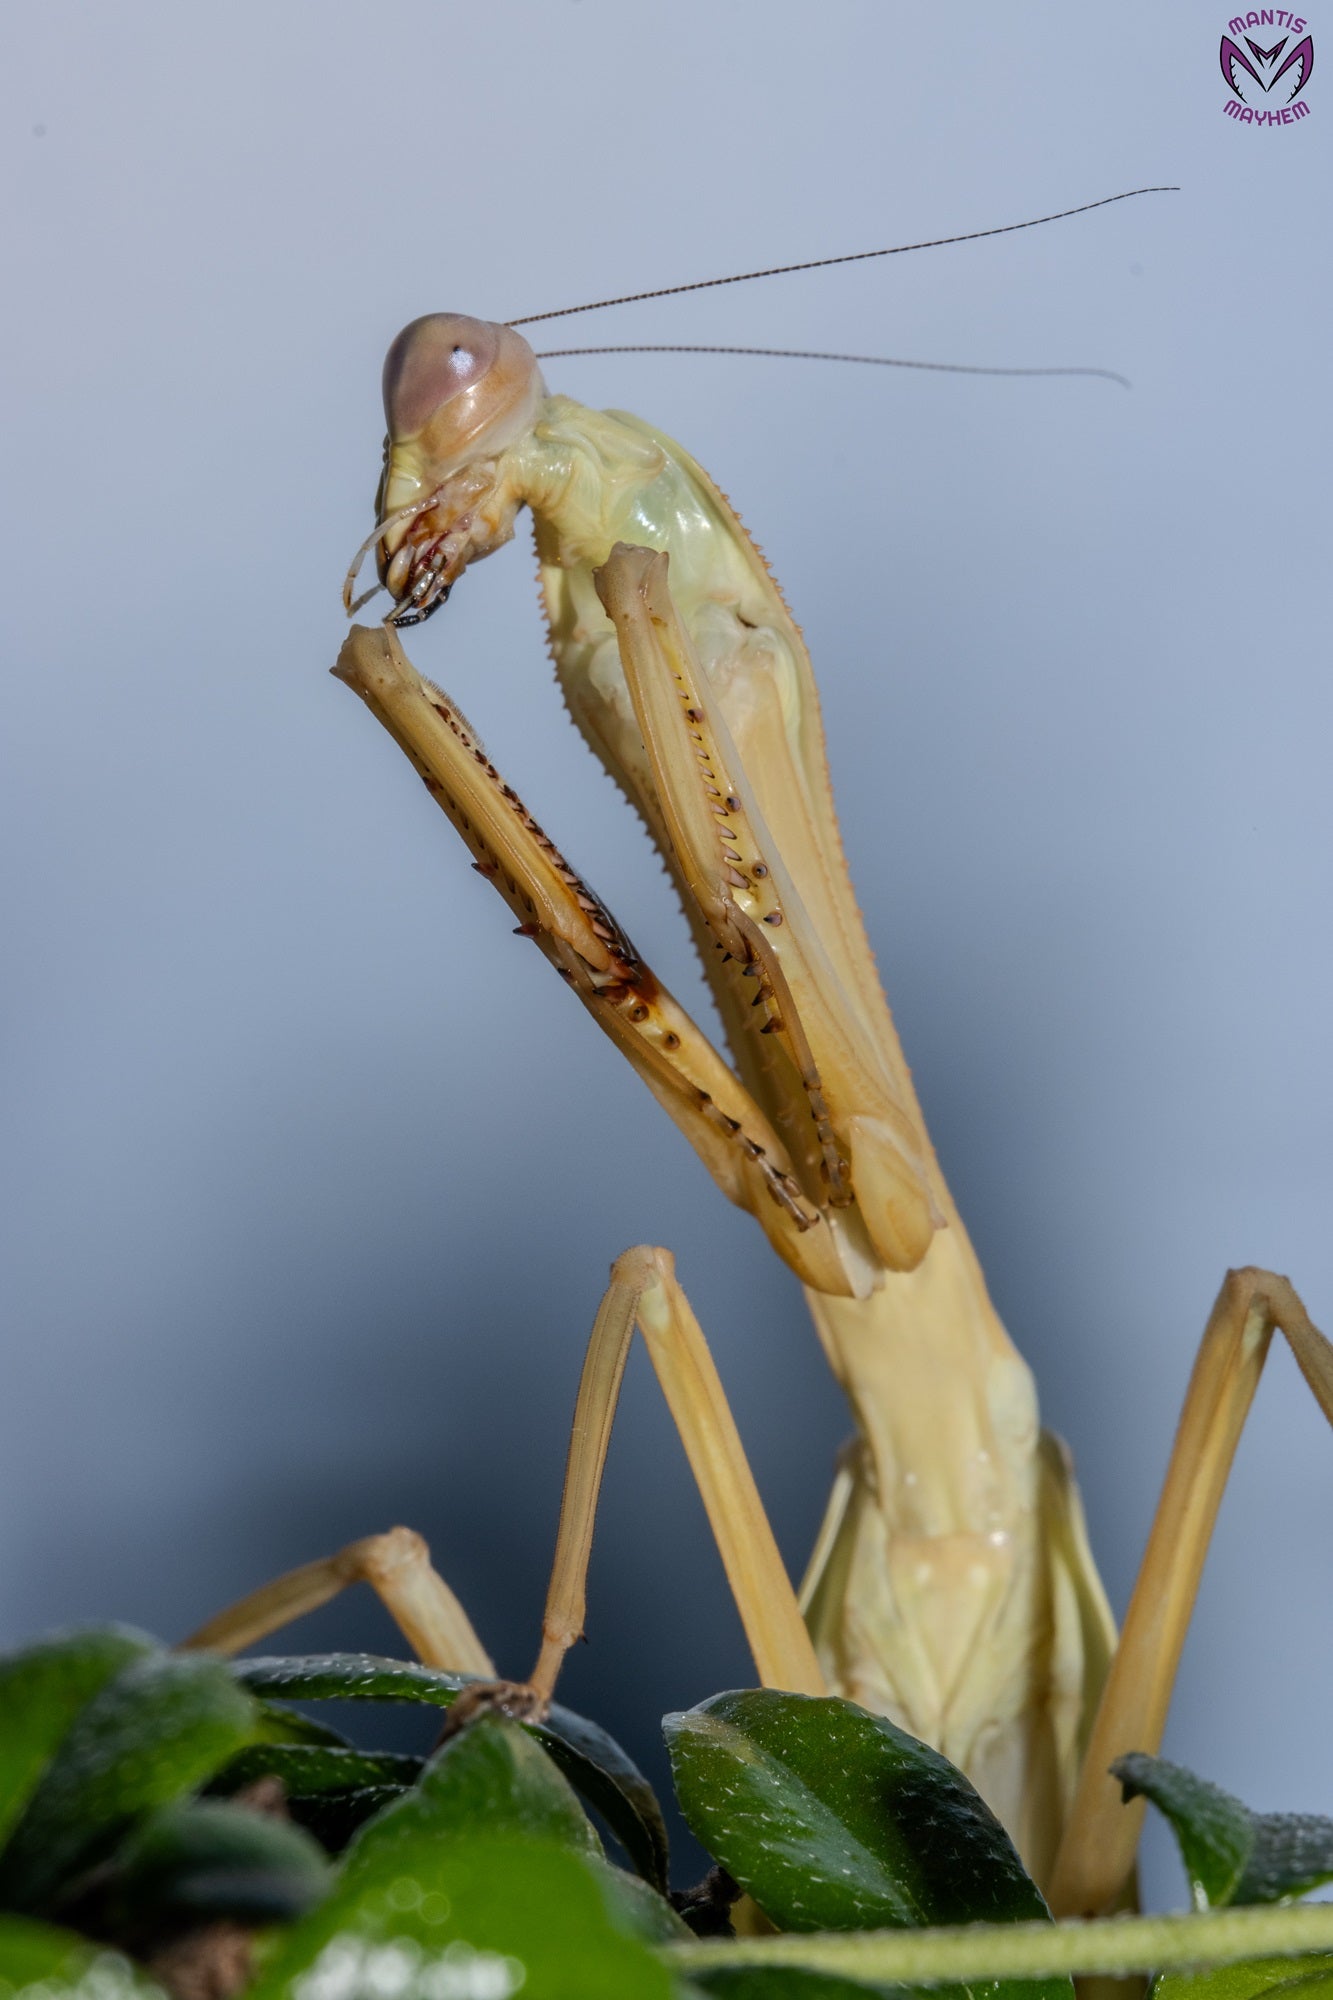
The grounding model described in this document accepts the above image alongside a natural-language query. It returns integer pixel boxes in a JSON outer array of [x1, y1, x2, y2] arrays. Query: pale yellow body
[[454, 393, 1115, 1877]]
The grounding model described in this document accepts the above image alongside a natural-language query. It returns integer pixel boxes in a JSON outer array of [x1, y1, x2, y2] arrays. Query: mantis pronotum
[[184, 195, 1333, 1918]]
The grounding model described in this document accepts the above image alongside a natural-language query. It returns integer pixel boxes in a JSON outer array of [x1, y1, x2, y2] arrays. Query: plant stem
[[668, 1903, 1333, 1983]]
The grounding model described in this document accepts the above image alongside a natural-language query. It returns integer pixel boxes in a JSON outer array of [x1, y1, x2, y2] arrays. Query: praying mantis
[[183, 193, 1333, 1922]]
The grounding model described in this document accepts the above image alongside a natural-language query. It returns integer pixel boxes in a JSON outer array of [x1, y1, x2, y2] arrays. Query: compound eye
[[382, 314, 500, 444]]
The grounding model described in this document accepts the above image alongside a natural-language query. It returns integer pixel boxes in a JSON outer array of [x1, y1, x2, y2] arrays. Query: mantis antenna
[[511, 186, 1177, 387], [506, 186, 1179, 326], [530, 345, 1132, 388]]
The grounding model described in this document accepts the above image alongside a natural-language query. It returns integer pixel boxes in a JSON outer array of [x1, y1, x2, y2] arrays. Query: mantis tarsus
[[184, 192, 1333, 1918]]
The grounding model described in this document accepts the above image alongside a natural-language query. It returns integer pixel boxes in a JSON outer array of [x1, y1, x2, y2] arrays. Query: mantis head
[[343, 313, 545, 626]]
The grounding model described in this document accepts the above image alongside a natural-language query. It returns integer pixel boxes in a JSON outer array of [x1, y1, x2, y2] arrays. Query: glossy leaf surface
[[234, 1652, 668, 1886], [233, 1652, 471, 1704], [537, 1703, 670, 1890], [343, 1713, 600, 1866], [666, 1689, 1068, 2000]]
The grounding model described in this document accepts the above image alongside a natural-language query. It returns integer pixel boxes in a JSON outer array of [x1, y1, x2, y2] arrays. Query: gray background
[[2, 0, 1329, 1905]]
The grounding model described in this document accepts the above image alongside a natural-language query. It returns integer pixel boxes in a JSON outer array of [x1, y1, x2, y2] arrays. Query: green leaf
[[233, 1651, 472, 1703], [287, 1788, 411, 1856], [213, 1742, 422, 1852], [0, 1628, 157, 1854], [342, 1713, 600, 1867], [598, 1867, 693, 1946], [537, 1704, 670, 1891], [245, 1722, 671, 2000], [1154, 1955, 1333, 2000], [250, 1701, 352, 1748], [1114, 1756, 1333, 1910], [687, 1972, 1077, 2000], [252, 1833, 676, 2000], [664, 1692, 1059, 1966], [685, 1967, 960, 1999], [215, 1741, 423, 1797], [0, 1652, 260, 1915], [0, 1914, 165, 1996], [1114, 1757, 1252, 1910], [94, 1799, 330, 1932], [234, 1652, 669, 1887], [1240, 1826, 1333, 1909]]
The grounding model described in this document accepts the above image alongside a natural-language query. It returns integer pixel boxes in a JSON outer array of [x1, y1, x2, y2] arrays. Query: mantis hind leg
[[1050, 1268, 1333, 1919]]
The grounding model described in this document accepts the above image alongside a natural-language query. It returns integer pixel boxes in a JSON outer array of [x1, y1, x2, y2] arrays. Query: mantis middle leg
[[177, 1247, 822, 1712]]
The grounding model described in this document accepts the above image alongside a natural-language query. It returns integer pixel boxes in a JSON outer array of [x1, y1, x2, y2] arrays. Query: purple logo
[[1221, 11, 1314, 120]]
